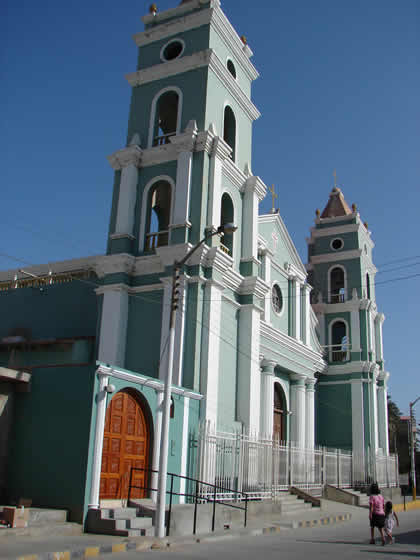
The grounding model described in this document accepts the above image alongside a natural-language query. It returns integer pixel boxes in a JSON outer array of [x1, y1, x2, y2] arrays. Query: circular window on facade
[[227, 59, 236, 78], [331, 238, 344, 251], [272, 284, 283, 314], [161, 39, 184, 62]]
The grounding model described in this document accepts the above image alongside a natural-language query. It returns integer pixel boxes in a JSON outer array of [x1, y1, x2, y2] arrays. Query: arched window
[[273, 383, 286, 442], [366, 273, 371, 299], [330, 266, 345, 303], [227, 59, 236, 78], [152, 90, 180, 146], [331, 320, 348, 362], [144, 180, 171, 250], [223, 106, 236, 162], [220, 193, 234, 255]]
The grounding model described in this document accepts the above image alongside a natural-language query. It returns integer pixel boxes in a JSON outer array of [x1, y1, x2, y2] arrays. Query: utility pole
[[155, 223, 237, 538], [409, 396, 419, 500]]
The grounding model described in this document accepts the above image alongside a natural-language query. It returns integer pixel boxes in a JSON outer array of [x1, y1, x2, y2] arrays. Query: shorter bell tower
[[307, 184, 390, 479]]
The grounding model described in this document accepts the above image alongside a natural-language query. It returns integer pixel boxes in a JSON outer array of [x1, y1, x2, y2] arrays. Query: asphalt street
[[96, 509, 419, 560]]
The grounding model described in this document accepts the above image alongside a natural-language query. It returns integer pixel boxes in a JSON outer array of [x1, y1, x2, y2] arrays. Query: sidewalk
[[1, 499, 411, 560]]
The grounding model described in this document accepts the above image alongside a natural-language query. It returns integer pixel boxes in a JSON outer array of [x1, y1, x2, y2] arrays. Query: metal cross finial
[[333, 169, 337, 188], [268, 184, 278, 213]]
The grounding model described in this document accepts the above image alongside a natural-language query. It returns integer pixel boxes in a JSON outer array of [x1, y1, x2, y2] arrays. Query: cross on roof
[[268, 184, 278, 213]]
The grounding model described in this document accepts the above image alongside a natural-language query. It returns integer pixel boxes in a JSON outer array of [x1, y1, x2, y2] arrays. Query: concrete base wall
[[323, 485, 359, 506]]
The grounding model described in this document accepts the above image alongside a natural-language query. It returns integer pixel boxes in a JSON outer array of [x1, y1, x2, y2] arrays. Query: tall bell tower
[[98, 0, 267, 436], [307, 185, 390, 476]]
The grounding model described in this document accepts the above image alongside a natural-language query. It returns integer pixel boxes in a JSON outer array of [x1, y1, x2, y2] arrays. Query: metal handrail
[[127, 466, 248, 537]]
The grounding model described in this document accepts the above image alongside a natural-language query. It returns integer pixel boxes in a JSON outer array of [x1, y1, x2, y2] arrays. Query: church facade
[[0, 0, 391, 524]]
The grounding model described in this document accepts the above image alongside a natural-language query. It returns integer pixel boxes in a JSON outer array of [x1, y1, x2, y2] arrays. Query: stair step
[[101, 508, 137, 520], [114, 517, 153, 530]]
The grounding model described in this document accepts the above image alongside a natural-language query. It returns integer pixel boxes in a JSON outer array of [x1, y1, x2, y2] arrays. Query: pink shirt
[[369, 494, 385, 515]]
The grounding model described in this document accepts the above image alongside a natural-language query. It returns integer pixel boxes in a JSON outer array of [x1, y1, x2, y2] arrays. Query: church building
[[0, 0, 392, 525]]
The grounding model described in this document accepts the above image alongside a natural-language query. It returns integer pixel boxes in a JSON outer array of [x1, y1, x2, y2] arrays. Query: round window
[[227, 59, 236, 78], [331, 238, 344, 251], [272, 284, 283, 314], [162, 40, 184, 61]]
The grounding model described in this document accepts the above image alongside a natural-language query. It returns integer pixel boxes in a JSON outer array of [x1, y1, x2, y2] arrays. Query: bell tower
[[97, 0, 267, 436], [106, 0, 260, 261], [307, 184, 390, 477]]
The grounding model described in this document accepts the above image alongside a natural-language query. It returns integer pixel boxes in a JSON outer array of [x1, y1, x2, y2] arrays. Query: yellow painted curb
[[84, 547, 100, 557], [17, 556, 39, 560], [111, 543, 127, 553], [394, 500, 420, 513], [52, 553, 71, 560]]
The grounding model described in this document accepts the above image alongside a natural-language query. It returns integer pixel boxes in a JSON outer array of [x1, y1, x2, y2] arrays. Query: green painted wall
[[125, 291, 163, 378], [8, 365, 95, 522], [315, 383, 352, 449]]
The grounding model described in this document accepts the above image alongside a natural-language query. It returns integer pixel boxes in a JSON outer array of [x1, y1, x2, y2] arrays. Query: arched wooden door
[[273, 383, 286, 443], [100, 390, 150, 500]]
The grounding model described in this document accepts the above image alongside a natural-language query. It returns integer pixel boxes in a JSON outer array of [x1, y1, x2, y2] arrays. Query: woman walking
[[369, 483, 386, 545]]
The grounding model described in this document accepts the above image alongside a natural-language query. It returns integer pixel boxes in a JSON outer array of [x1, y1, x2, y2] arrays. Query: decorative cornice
[[141, 0, 215, 28], [207, 50, 260, 121], [309, 223, 359, 239], [213, 135, 233, 161], [239, 276, 269, 299], [243, 175, 267, 202], [94, 283, 130, 296], [107, 145, 142, 170], [109, 233, 135, 241], [96, 362, 203, 400], [222, 266, 243, 293], [94, 254, 135, 278], [308, 248, 363, 266], [260, 321, 326, 371], [168, 121, 198, 152], [285, 262, 307, 283], [204, 246, 234, 273]]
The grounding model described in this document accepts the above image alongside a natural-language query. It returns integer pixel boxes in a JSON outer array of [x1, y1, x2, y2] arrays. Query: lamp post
[[409, 396, 419, 500], [155, 223, 237, 538]]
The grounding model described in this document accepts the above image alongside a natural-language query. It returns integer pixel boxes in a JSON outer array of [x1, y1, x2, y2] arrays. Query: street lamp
[[155, 223, 237, 538], [409, 396, 419, 500]]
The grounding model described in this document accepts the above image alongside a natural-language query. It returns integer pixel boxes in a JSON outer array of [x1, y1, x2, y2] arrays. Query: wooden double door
[[100, 390, 150, 500], [273, 383, 286, 442]]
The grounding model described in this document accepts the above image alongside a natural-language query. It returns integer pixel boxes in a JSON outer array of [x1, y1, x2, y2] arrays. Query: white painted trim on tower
[[327, 263, 348, 303], [97, 287, 129, 368]]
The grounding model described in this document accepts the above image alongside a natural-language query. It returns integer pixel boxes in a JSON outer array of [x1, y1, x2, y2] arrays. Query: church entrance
[[273, 383, 286, 442], [100, 390, 150, 500]]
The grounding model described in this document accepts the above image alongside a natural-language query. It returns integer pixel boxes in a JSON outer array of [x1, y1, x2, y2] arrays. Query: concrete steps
[[87, 507, 154, 537]]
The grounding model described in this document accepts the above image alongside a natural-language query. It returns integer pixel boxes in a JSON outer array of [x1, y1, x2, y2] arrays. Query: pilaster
[[237, 304, 262, 434], [96, 286, 129, 368], [377, 371, 390, 454], [260, 359, 276, 438], [290, 374, 306, 447], [305, 379, 316, 448]]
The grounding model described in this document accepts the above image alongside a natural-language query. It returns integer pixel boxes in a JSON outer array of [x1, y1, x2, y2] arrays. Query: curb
[[15, 513, 352, 560], [394, 500, 420, 513]]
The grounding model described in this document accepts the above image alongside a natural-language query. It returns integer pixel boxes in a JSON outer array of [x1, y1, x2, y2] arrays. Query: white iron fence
[[195, 424, 399, 499]]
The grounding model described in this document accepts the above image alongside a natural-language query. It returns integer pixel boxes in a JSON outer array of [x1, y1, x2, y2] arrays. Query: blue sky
[[2, 0, 419, 415]]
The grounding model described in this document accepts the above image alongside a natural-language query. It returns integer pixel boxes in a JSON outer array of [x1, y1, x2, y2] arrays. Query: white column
[[242, 176, 265, 262], [150, 391, 164, 504], [97, 287, 129, 368], [290, 374, 306, 447], [115, 165, 138, 236], [371, 370, 379, 453], [173, 150, 193, 226], [178, 396, 190, 503], [305, 379, 316, 449], [351, 379, 366, 479], [260, 360, 275, 438], [294, 280, 301, 341], [374, 313, 385, 362], [369, 310, 376, 361], [88, 369, 109, 509], [350, 307, 361, 356], [107, 145, 141, 237], [377, 372, 390, 454], [237, 304, 261, 435], [303, 284, 311, 346], [207, 137, 230, 230], [262, 252, 271, 323], [200, 281, 223, 426]]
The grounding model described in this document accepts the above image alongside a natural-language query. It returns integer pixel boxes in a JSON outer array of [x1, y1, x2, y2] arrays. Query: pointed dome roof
[[320, 187, 353, 219]]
